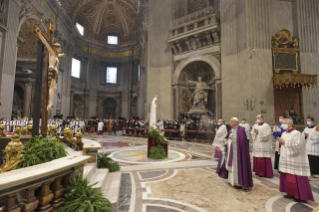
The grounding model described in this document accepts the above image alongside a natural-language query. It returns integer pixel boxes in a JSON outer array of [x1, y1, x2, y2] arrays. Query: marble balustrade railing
[[0, 155, 90, 212]]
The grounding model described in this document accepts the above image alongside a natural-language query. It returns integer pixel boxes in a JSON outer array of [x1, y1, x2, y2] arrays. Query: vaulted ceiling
[[61, 0, 138, 46]]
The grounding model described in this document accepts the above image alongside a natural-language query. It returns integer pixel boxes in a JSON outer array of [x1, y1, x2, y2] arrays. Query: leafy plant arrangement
[[149, 128, 170, 145], [59, 175, 112, 212], [149, 145, 167, 160], [97, 153, 120, 172], [17, 136, 68, 169]]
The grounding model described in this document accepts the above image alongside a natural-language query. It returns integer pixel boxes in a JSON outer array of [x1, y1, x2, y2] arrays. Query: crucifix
[[31, 20, 64, 137]]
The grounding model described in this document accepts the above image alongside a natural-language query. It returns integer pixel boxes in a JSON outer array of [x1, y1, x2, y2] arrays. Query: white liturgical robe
[[98, 122, 104, 131], [239, 123, 250, 140], [303, 126, 316, 155], [251, 123, 272, 158], [213, 124, 227, 147], [279, 129, 310, 177], [308, 131, 319, 156]]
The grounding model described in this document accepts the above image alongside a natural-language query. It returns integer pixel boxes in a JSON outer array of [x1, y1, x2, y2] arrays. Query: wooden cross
[[30, 20, 55, 137]]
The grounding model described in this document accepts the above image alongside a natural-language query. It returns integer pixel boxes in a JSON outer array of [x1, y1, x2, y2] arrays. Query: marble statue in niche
[[187, 76, 212, 113], [56, 93, 62, 114], [181, 90, 192, 114]]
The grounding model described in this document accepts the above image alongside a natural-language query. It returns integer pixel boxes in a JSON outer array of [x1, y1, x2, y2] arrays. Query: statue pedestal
[[147, 135, 168, 158]]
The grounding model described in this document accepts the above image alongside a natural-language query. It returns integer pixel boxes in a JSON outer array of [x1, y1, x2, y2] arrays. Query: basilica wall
[[146, 0, 173, 120], [220, 0, 318, 125]]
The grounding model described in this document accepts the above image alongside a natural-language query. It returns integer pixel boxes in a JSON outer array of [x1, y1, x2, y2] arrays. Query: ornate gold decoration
[[49, 123, 57, 138], [0, 135, 24, 173], [15, 126, 21, 135], [0, 122, 6, 137], [272, 29, 300, 74], [74, 129, 84, 151], [75, 42, 138, 58], [273, 73, 318, 90], [27, 122, 33, 136], [62, 126, 83, 151], [22, 125, 28, 135]]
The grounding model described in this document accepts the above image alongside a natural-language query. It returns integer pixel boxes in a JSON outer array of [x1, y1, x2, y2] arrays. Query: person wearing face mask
[[303, 117, 318, 177], [239, 118, 250, 144], [251, 114, 273, 178], [308, 124, 319, 176], [212, 119, 228, 159], [273, 115, 286, 170], [277, 118, 314, 202]]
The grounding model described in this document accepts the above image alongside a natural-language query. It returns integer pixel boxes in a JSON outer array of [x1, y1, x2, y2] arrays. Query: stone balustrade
[[0, 155, 90, 211]]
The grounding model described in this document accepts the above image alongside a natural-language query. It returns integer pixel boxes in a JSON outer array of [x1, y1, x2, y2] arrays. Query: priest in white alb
[[251, 114, 273, 178], [149, 95, 157, 128], [307, 123, 319, 176], [212, 119, 227, 159], [277, 118, 314, 202], [303, 117, 317, 176]]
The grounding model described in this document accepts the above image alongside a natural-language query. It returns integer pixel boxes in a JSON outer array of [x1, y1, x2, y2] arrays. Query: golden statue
[[15, 126, 21, 135], [272, 33, 281, 48], [0, 122, 5, 137], [49, 123, 57, 138], [22, 125, 28, 135], [33, 26, 65, 111], [0, 135, 24, 173], [74, 129, 84, 151], [27, 122, 33, 136], [291, 37, 300, 49]]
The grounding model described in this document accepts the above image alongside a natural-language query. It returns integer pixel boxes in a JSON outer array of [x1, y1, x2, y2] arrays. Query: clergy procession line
[[214, 114, 317, 203]]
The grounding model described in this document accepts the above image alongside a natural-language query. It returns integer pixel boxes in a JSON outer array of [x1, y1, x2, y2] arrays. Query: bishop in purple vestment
[[216, 117, 253, 190]]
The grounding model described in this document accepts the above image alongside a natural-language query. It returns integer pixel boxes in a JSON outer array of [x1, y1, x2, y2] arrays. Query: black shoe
[[234, 185, 242, 189], [293, 198, 306, 203], [283, 195, 293, 199]]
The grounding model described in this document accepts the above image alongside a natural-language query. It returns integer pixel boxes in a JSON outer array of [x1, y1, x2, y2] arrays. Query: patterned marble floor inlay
[[109, 148, 186, 164], [145, 205, 181, 212], [139, 170, 167, 180], [118, 173, 132, 212], [145, 168, 281, 212]]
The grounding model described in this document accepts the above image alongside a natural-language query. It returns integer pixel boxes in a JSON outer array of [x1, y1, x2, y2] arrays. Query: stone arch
[[18, 14, 48, 33], [173, 55, 221, 85], [102, 97, 117, 119]]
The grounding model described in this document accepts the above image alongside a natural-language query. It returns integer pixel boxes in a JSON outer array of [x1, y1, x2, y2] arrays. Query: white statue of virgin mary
[[149, 95, 158, 128]]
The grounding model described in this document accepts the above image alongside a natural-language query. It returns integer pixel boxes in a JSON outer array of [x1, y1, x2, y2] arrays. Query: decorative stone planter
[[147, 135, 168, 158]]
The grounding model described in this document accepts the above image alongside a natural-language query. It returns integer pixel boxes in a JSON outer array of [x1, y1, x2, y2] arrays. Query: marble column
[[0, 0, 21, 118], [23, 82, 32, 118], [69, 91, 74, 117], [84, 93, 89, 119], [98, 97, 102, 118]]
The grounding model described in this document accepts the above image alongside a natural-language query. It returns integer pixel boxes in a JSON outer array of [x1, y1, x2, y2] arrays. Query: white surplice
[[239, 123, 250, 140], [149, 97, 157, 128], [251, 123, 272, 158], [98, 122, 104, 131], [303, 126, 316, 155], [308, 131, 319, 156], [279, 130, 310, 177], [212, 124, 227, 147]]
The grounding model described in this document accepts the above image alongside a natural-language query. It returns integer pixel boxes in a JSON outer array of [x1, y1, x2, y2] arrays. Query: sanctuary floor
[[84, 133, 319, 212]]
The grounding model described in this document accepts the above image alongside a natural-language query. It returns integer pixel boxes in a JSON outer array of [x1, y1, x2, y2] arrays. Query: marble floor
[[84, 133, 319, 212]]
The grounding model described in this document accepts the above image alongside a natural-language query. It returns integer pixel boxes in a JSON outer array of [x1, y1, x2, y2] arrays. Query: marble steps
[[90, 168, 109, 189], [83, 163, 97, 181], [102, 171, 122, 212]]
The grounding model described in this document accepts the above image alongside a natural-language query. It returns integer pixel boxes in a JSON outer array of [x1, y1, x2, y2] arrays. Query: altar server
[[273, 115, 286, 170], [251, 114, 273, 178], [239, 118, 250, 143], [97, 120, 104, 135], [217, 117, 253, 190], [212, 119, 228, 159], [278, 118, 314, 202], [304, 118, 319, 176]]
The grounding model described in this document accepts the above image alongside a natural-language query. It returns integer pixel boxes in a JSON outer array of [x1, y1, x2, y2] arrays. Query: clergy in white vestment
[[251, 114, 273, 178], [304, 118, 319, 175], [97, 120, 104, 135], [216, 117, 253, 190], [239, 118, 250, 143], [273, 115, 286, 170], [212, 119, 227, 159], [149, 95, 157, 128], [278, 118, 314, 202]]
